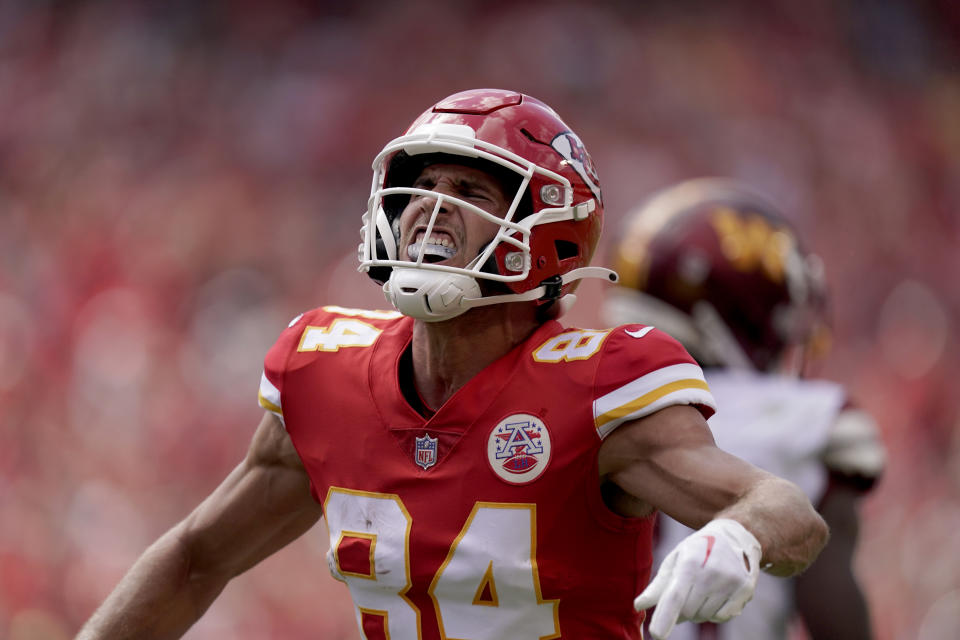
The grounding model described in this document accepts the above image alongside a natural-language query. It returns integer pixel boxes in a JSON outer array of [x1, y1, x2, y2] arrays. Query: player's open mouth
[[407, 231, 456, 263]]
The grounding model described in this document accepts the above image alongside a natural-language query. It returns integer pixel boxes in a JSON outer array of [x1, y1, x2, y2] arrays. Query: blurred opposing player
[[606, 178, 886, 640], [79, 95, 829, 640]]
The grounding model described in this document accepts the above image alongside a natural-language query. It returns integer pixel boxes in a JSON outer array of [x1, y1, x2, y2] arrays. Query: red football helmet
[[359, 89, 615, 321], [605, 178, 830, 373]]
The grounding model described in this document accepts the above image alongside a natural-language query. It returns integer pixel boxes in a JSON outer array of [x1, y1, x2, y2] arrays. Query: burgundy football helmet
[[605, 178, 829, 373], [359, 89, 615, 321]]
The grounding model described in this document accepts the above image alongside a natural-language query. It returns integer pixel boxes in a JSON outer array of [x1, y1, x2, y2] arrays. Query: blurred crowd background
[[1, 0, 958, 638]]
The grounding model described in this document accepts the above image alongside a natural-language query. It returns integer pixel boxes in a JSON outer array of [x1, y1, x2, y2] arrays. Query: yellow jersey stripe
[[595, 378, 710, 429], [258, 389, 283, 416]]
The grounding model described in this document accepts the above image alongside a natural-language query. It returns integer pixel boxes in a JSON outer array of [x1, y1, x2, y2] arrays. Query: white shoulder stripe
[[593, 363, 715, 439], [258, 372, 284, 423]]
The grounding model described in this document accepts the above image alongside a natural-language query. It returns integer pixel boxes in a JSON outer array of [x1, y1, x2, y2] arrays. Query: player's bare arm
[[77, 412, 322, 640], [598, 404, 828, 577]]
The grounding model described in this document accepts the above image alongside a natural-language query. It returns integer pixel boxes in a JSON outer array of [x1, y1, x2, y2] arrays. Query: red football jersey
[[258, 305, 715, 640]]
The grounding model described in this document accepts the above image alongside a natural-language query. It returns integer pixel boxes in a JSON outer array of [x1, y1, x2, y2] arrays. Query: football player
[[79, 92, 828, 640], [605, 178, 886, 640]]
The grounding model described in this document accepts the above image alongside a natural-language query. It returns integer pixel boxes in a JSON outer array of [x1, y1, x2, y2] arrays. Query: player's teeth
[[415, 232, 452, 247]]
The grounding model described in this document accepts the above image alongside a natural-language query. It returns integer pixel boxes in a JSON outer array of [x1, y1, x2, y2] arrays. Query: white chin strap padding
[[383, 268, 482, 322]]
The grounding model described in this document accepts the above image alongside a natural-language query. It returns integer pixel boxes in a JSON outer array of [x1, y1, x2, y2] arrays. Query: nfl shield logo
[[415, 433, 438, 470]]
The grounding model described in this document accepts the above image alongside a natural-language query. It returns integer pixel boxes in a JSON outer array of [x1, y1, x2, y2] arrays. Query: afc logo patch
[[415, 433, 438, 470], [486, 414, 552, 484]]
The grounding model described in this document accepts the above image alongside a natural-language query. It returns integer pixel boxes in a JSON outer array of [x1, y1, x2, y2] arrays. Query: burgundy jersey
[[258, 305, 715, 640]]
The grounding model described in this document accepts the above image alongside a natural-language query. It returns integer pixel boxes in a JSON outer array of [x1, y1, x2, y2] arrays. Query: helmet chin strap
[[384, 266, 618, 322]]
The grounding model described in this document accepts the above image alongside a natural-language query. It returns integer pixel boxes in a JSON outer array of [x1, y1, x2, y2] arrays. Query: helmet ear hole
[[555, 239, 579, 261]]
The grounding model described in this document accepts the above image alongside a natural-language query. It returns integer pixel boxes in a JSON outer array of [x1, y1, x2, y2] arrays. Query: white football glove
[[634, 518, 762, 640]]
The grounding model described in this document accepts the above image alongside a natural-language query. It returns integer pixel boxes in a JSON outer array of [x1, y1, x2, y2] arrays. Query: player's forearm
[[717, 475, 829, 577], [77, 527, 229, 640]]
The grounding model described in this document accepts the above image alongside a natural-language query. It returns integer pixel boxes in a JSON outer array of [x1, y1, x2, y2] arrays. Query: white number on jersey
[[532, 329, 609, 363], [325, 489, 559, 640], [324, 489, 418, 637], [298, 319, 382, 352], [431, 503, 559, 639]]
